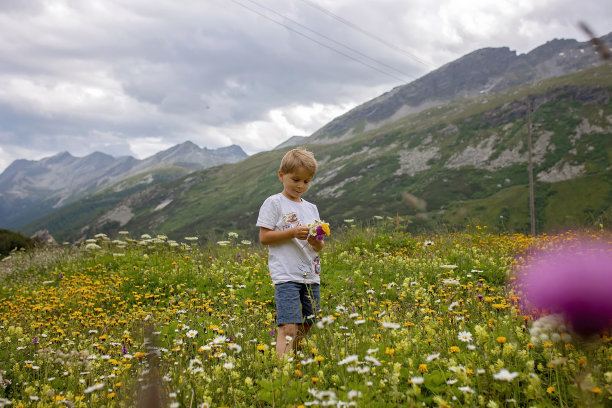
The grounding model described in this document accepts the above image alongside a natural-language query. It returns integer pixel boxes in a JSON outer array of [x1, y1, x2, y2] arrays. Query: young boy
[[256, 148, 325, 359]]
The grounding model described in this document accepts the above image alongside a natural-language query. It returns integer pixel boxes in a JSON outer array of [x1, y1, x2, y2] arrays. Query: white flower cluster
[[529, 314, 572, 345]]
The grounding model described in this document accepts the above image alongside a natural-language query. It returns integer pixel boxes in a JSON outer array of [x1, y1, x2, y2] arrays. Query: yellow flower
[[385, 347, 395, 356], [449, 346, 460, 353], [589, 387, 602, 394], [496, 336, 506, 344], [134, 352, 146, 359], [311, 377, 319, 383], [321, 223, 330, 236], [546, 386, 555, 394], [315, 356, 325, 363], [418, 364, 428, 373]]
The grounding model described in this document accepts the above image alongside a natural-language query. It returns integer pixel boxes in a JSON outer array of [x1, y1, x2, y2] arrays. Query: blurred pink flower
[[520, 241, 612, 336]]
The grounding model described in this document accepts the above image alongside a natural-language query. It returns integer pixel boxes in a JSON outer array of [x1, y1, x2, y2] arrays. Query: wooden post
[[526, 97, 536, 236]]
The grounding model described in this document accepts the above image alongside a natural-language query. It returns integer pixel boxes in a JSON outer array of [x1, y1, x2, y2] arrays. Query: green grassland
[[0, 225, 611, 407]]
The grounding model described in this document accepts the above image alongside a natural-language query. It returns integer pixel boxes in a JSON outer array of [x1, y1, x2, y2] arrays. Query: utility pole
[[526, 97, 536, 236]]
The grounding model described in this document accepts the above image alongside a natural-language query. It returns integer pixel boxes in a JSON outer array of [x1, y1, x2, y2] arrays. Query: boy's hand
[[307, 234, 324, 252], [292, 226, 310, 240]]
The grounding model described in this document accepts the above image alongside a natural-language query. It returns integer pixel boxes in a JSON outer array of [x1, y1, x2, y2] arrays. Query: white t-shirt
[[256, 193, 321, 284]]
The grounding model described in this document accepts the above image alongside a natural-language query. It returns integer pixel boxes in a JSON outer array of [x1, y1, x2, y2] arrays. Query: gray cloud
[[0, 0, 610, 171]]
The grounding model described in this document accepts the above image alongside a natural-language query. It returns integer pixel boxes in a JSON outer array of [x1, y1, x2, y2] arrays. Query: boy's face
[[278, 166, 314, 202]]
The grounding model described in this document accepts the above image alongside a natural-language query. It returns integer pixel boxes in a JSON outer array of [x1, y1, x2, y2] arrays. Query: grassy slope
[[20, 167, 190, 240]]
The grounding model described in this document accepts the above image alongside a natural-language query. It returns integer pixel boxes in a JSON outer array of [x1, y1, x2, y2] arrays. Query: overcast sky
[[0, 0, 610, 172]]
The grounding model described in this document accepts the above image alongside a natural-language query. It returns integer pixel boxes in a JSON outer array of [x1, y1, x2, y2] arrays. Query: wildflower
[[423, 240, 434, 246], [443, 278, 460, 286], [223, 362, 234, 370], [493, 369, 519, 381], [338, 355, 359, 365], [213, 335, 227, 344], [186, 330, 198, 338], [348, 390, 362, 399], [381, 322, 400, 329], [547, 386, 555, 394], [426, 353, 440, 362], [496, 336, 506, 344], [520, 241, 612, 335], [364, 356, 381, 366], [410, 376, 424, 385], [83, 383, 105, 393], [228, 344, 242, 353], [459, 386, 475, 394], [440, 264, 458, 269], [449, 346, 460, 353], [241, 240, 252, 245], [458, 331, 473, 342], [316, 315, 334, 329], [385, 347, 395, 356], [418, 364, 428, 373]]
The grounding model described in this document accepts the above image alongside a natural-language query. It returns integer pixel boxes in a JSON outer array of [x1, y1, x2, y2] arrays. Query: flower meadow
[[0, 224, 611, 407]]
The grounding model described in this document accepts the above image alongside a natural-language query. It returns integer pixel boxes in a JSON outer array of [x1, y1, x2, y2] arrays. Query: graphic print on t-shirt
[[283, 212, 298, 224]]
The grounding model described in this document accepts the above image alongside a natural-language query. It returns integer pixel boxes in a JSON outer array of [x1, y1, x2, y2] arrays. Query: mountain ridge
[[308, 34, 611, 144], [0, 142, 248, 229]]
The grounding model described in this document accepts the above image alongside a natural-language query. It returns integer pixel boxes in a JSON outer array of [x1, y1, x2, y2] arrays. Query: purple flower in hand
[[520, 241, 612, 336]]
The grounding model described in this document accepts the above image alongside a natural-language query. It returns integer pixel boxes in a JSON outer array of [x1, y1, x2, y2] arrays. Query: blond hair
[[279, 148, 318, 175]]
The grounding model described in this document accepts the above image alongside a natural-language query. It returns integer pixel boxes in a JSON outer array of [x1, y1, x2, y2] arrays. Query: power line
[[240, 0, 416, 80], [297, 0, 435, 70], [231, 0, 409, 83]]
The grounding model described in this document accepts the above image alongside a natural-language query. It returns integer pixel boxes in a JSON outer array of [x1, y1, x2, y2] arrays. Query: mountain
[[310, 34, 612, 143], [0, 142, 247, 229], [18, 33, 612, 241]]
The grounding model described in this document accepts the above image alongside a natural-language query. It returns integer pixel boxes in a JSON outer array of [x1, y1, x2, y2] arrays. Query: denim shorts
[[275, 282, 320, 325]]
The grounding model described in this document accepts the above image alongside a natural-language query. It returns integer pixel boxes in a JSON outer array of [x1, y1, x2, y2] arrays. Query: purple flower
[[316, 234, 325, 241], [122, 344, 128, 355], [270, 328, 275, 337], [33, 337, 38, 345], [229, 334, 234, 342], [477, 294, 483, 299], [520, 241, 612, 336], [59, 273, 64, 279]]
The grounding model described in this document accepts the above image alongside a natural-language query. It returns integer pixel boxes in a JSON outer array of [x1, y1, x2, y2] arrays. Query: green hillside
[[23, 64, 612, 242]]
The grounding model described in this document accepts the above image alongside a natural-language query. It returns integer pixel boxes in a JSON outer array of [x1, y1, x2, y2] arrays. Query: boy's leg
[[294, 284, 320, 350], [277, 324, 298, 358], [274, 282, 303, 359]]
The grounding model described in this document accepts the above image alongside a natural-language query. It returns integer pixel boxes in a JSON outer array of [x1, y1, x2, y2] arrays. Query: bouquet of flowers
[[308, 219, 330, 241]]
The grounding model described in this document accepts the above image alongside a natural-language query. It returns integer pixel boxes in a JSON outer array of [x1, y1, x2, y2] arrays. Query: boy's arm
[[259, 226, 310, 245]]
